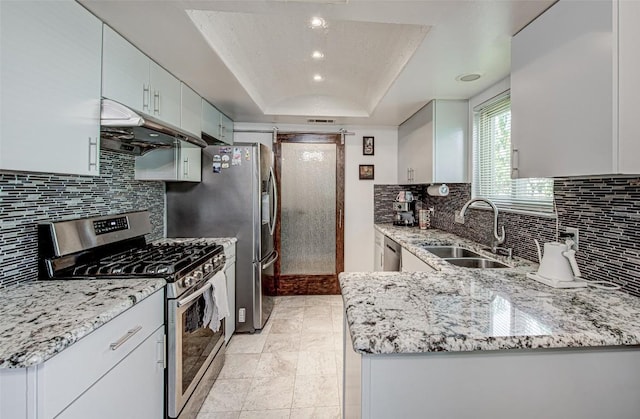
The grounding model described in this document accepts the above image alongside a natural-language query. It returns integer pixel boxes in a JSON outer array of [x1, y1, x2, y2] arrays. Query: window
[[472, 92, 554, 214]]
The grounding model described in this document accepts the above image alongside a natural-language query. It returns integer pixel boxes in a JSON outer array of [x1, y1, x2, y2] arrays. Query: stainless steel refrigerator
[[166, 142, 277, 333]]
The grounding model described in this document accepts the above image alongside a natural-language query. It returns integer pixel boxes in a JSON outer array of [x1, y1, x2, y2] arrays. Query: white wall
[[234, 122, 398, 273]]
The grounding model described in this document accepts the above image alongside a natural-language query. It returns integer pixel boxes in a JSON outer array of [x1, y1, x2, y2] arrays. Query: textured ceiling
[[187, 10, 429, 118]]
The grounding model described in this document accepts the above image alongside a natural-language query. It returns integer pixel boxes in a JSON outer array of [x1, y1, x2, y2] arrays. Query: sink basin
[[423, 246, 483, 259], [444, 258, 510, 269]]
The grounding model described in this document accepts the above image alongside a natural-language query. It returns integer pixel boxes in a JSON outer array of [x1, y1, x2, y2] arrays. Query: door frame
[[273, 133, 345, 295]]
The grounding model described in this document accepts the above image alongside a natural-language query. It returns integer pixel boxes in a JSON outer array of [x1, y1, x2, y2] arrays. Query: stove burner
[[70, 241, 222, 280]]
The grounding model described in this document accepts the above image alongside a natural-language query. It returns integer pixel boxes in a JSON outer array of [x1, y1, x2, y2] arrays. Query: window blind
[[472, 92, 554, 213]]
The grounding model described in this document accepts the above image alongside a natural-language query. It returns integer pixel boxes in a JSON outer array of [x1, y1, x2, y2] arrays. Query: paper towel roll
[[427, 184, 449, 196]]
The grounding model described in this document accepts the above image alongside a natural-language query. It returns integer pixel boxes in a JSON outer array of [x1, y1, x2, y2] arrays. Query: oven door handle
[[177, 282, 212, 307]]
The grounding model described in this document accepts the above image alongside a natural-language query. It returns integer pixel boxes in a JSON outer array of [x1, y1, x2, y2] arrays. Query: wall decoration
[[359, 164, 375, 180], [363, 136, 375, 155]]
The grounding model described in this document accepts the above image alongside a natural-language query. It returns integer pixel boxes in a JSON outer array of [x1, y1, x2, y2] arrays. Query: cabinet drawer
[[36, 290, 164, 418]]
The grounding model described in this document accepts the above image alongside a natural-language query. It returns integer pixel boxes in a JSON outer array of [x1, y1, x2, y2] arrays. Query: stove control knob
[[183, 276, 195, 287], [204, 263, 214, 273], [193, 270, 203, 281]]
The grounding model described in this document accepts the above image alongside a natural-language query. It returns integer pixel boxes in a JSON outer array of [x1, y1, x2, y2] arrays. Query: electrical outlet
[[566, 227, 579, 250], [454, 214, 465, 224], [238, 308, 246, 323]]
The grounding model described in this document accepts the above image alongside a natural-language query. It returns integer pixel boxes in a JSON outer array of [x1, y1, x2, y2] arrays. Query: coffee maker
[[393, 191, 416, 226]]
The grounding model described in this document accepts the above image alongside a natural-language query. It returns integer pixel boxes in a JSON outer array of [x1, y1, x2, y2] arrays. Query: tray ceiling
[[80, 0, 554, 126]]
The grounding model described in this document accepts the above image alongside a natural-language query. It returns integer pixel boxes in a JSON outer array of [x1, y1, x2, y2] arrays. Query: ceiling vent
[[307, 118, 336, 124]]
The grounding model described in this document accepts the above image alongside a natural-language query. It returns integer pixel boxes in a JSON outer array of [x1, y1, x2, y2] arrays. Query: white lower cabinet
[[343, 320, 640, 419], [224, 243, 237, 343], [400, 248, 435, 272], [135, 141, 202, 182], [57, 326, 164, 419], [0, 290, 164, 419], [374, 231, 384, 271]]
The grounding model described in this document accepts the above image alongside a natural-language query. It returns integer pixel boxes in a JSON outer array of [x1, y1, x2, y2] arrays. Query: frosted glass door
[[280, 143, 336, 275]]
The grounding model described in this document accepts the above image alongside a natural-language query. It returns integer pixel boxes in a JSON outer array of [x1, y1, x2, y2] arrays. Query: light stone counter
[[0, 279, 165, 368], [339, 224, 640, 355]]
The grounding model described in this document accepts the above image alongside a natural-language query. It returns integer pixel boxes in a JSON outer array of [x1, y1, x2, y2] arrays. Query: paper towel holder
[[427, 183, 449, 197]]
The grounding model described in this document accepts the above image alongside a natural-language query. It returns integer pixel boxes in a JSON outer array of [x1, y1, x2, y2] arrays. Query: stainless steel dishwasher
[[383, 236, 401, 271]]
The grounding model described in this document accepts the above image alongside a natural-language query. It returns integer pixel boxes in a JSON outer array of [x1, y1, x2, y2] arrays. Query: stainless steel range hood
[[100, 99, 207, 156]]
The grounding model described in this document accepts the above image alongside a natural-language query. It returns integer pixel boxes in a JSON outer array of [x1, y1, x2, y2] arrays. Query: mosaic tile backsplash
[[374, 177, 640, 297], [0, 151, 165, 288]]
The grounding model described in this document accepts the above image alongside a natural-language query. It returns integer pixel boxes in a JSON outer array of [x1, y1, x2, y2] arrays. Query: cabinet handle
[[511, 148, 519, 178], [88, 137, 98, 172], [407, 168, 410, 182], [110, 325, 142, 350], [157, 334, 166, 369], [154, 91, 160, 114], [143, 84, 150, 111], [183, 157, 189, 177]]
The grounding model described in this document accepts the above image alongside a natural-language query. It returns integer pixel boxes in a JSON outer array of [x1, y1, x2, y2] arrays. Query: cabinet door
[[57, 326, 165, 419], [135, 148, 178, 181], [511, 0, 613, 178], [617, 0, 640, 174], [102, 25, 150, 113], [374, 231, 384, 272], [433, 100, 468, 183], [181, 83, 202, 137], [178, 141, 202, 182], [401, 248, 435, 272], [224, 253, 236, 343], [220, 113, 235, 145], [150, 61, 181, 128], [0, 1, 101, 176], [398, 102, 434, 184], [202, 100, 222, 139]]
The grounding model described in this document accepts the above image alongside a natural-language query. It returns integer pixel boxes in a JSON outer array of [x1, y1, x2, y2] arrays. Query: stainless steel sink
[[423, 246, 483, 259], [444, 258, 510, 269]]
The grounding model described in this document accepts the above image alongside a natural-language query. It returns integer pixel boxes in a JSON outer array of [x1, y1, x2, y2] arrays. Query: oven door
[[168, 280, 225, 418]]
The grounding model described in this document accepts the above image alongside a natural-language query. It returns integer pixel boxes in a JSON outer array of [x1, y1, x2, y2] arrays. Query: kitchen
[[1, 0, 640, 418]]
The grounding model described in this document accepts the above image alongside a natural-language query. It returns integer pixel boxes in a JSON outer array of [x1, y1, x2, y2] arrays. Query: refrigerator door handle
[[269, 166, 278, 236], [262, 251, 278, 270]]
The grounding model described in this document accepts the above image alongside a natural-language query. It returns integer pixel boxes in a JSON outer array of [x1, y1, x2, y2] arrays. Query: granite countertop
[[0, 279, 165, 368], [339, 224, 640, 355]]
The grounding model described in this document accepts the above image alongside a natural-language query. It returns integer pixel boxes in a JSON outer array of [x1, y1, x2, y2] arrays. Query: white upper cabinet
[[511, 0, 640, 177], [220, 113, 235, 145], [202, 100, 234, 145], [149, 61, 181, 128], [0, 0, 102, 176], [135, 141, 201, 182], [102, 26, 180, 129], [102, 25, 150, 114], [398, 100, 468, 184], [181, 83, 202, 137]]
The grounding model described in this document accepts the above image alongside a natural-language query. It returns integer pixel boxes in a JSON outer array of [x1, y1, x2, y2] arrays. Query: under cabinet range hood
[[100, 99, 207, 155]]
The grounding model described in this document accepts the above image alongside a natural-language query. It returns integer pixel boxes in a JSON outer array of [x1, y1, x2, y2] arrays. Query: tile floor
[[197, 295, 344, 419]]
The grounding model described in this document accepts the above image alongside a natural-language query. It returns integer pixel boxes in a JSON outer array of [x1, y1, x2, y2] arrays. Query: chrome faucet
[[456, 197, 506, 253]]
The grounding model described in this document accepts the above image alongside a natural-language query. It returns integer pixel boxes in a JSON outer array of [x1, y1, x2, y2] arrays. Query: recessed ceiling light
[[312, 50, 325, 60], [456, 73, 482, 82], [313, 74, 324, 82], [310, 16, 326, 28]]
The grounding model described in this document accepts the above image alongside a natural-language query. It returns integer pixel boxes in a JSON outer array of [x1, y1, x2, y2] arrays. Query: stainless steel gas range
[[38, 210, 226, 419]]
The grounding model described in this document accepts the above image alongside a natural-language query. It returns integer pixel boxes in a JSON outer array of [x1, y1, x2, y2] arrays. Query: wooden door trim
[[274, 133, 345, 295]]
